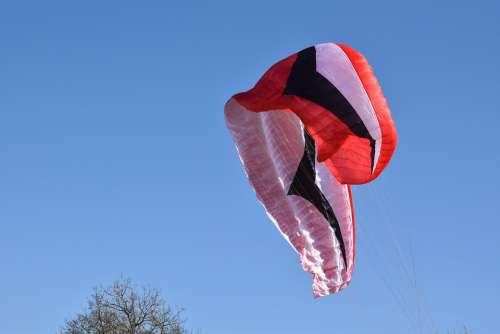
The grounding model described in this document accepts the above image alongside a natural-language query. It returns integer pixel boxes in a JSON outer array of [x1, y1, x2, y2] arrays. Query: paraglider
[[225, 43, 397, 297]]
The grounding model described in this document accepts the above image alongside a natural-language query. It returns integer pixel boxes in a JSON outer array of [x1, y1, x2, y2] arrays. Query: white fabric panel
[[315, 162, 355, 287], [315, 43, 382, 173], [225, 98, 354, 297]]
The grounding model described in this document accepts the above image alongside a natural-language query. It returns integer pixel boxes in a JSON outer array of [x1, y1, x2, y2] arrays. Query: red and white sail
[[225, 43, 397, 297]]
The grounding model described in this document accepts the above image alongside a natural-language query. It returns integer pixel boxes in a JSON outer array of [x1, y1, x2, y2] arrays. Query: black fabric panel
[[284, 46, 376, 172], [287, 129, 348, 268]]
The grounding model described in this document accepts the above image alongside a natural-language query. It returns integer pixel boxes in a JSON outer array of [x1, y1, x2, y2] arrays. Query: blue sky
[[1, 1, 499, 333]]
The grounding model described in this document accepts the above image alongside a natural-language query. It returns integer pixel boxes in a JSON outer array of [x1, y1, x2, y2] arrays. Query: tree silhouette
[[60, 278, 188, 334]]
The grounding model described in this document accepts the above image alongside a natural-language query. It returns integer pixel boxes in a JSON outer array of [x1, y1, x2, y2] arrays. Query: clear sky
[[1, 1, 499, 333]]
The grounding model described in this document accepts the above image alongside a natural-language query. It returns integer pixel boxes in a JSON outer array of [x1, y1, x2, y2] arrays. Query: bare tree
[[60, 278, 189, 334]]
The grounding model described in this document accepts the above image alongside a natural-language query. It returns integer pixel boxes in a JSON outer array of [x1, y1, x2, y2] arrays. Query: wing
[[225, 100, 355, 297], [225, 43, 397, 297]]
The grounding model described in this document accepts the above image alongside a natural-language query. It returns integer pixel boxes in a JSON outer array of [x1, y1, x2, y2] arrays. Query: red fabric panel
[[234, 44, 397, 185], [337, 44, 398, 180]]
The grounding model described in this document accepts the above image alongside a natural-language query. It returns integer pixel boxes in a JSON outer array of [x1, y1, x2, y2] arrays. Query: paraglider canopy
[[225, 42, 397, 297]]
